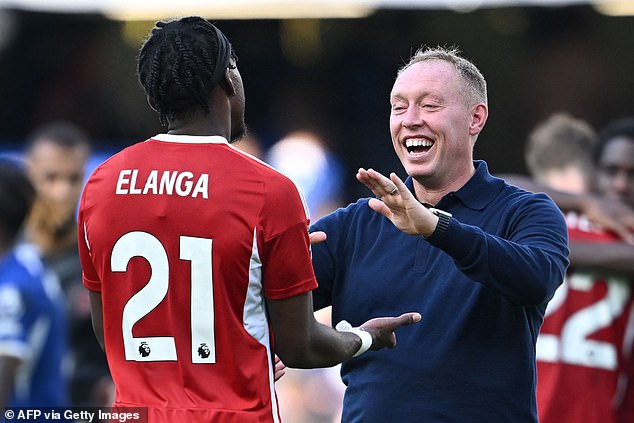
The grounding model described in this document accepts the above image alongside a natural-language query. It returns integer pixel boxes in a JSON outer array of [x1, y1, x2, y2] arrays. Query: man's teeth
[[405, 139, 433, 148]]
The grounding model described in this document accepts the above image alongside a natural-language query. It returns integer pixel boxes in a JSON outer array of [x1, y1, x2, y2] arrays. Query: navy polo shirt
[[310, 160, 569, 423]]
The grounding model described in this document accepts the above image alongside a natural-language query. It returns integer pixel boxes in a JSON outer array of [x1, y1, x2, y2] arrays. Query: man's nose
[[402, 107, 424, 128]]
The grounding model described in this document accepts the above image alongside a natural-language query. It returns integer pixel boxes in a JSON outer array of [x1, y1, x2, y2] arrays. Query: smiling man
[[309, 46, 570, 423]]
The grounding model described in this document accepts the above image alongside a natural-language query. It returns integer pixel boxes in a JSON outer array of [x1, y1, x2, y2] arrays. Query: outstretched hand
[[356, 168, 437, 237], [360, 312, 422, 350]]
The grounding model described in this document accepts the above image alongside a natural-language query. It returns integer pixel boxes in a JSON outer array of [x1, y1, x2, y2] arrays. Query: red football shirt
[[78, 134, 318, 422], [536, 211, 634, 423]]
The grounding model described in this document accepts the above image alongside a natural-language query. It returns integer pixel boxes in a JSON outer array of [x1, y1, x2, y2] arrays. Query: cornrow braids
[[137, 16, 235, 126]]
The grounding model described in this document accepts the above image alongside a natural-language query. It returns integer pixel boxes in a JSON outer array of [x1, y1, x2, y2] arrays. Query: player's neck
[[167, 115, 229, 138]]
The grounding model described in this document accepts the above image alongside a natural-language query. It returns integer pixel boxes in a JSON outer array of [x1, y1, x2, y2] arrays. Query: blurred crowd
[[1, 111, 633, 423]]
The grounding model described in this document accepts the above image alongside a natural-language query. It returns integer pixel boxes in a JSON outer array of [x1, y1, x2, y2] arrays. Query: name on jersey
[[116, 169, 209, 199]]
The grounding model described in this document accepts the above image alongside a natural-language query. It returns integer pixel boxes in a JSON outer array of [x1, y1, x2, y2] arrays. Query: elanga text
[[116, 169, 209, 199]]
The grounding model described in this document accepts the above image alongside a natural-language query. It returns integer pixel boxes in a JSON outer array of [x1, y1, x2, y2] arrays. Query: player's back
[[536, 211, 634, 423], [78, 134, 313, 422]]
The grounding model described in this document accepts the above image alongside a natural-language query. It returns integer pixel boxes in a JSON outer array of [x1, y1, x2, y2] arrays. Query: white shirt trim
[[151, 133, 229, 145]]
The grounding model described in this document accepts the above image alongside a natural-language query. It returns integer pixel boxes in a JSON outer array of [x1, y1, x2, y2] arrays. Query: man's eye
[[69, 174, 83, 184]]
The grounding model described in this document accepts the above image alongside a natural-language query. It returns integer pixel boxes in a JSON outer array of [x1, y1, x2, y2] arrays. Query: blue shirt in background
[[0, 244, 68, 412]]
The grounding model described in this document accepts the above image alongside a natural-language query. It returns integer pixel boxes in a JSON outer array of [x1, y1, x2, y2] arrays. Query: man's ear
[[469, 103, 488, 136], [146, 95, 158, 112], [223, 69, 237, 96]]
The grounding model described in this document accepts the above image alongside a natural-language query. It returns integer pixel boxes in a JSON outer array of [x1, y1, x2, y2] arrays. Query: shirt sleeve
[[77, 187, 102, 293], [259, 175, 318, 300], [309, 201, 360, 311], [427, 192, 570, 306], [0, 284, 29, 358]]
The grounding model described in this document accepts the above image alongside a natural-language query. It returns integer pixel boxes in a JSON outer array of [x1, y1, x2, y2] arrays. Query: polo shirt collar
[[151, 133, 229, 144], [404, 160, 505, 211]]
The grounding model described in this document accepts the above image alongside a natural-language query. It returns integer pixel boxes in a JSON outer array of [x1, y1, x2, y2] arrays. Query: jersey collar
[[151, 133, 229, 144]]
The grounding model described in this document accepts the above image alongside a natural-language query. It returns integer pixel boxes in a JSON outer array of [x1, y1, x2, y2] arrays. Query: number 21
[[111, 231, 215, 364]]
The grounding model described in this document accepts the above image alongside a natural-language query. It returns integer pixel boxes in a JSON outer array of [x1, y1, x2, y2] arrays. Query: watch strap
[[428, 207, 452, 238]]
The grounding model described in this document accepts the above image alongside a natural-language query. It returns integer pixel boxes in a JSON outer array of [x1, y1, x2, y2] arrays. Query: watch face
[[429, 207, 452, 218]]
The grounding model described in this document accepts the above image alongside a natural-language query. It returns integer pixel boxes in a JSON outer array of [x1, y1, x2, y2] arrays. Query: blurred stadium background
[[0, 1, 631, 421], [0, 0, 632, 199]]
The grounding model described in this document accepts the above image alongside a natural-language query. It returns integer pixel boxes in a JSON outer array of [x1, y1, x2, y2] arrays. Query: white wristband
[[335, 320, 373, 357]]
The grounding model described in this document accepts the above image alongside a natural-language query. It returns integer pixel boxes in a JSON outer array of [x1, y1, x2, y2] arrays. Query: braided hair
[[137, 17, 236, 127]]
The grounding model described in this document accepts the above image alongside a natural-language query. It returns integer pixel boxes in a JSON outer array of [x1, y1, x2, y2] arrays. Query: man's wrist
[[426, 208, 452, 238], [335, 320, 372, 357]]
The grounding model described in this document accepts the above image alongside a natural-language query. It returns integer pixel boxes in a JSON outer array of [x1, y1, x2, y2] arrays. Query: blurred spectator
[[232, 133, 265, 159], [267, 130, 346, 423], [525, 112, 597, 195], [594, 117, 634, 423], [0, 159, 68, 415], [516, 113, 634, 423], [22, 121, 113, 407], [595, 118, 634, 214], [267, 130, 345, 220]]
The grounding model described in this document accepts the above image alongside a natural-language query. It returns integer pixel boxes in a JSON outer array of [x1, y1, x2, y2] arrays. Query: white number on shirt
[[111, 231, 216, 363], [536, 273, 630, 370]]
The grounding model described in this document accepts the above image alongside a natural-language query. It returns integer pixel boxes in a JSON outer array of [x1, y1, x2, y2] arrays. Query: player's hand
[[356, 168, 438, 237], [273, 355, 286, 382], [309, 231, 327, 245], [582, 195, 634, 244], [360, 312, 422, 350]]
